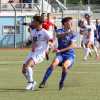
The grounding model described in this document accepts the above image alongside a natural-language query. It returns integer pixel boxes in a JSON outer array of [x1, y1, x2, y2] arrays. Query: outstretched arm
[[58, 42, 77, 53]]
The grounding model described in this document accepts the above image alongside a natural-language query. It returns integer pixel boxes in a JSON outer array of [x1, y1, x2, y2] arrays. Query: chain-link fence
[[53, 4, 100, 47], [0, 3, 40, 48], [0, 3, 100, 48]]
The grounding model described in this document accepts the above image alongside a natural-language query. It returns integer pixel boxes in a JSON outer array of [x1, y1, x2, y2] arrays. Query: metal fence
[[0, 3, 41, 48], [0, 3, 100, 48]]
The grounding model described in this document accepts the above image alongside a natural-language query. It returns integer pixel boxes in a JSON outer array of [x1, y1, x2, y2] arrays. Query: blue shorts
[[55, 53, 75, 69]]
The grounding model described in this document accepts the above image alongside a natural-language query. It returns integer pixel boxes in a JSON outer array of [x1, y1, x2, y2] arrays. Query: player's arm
[[25, 40, 32, 46], [57, 30, 73, 39], [54, 35, 77, 53], [58, 42, 77, 53], [23, 34, 32, 47], [47, 30, 54, 45], [87, 28, 92, 41]]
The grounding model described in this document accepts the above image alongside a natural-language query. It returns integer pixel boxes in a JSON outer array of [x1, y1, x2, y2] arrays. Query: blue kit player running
[[39, 17, 77, 90]]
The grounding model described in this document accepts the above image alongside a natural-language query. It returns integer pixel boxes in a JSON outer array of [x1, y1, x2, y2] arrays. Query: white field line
[[0, 61, 100, 65], [0, 61, 23, 64], [0, 67, 99, 74]]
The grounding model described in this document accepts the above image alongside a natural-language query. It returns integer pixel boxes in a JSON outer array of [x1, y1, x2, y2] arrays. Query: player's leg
[[83, 41, 91, 60], [82, 40, 91, 60], [59, 58, 74, 90], [22, 52, 32, 80], [22, 58, 36, 90], [92, 44, 99, 59], [39, 55, 62, 88], [82, 41, 91, 58]]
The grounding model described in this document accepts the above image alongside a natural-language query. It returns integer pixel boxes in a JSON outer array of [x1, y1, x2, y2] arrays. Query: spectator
[[96, 19, 100, 29], [97, 20, 100, 44], [23, 0, 32, 8], [95, 19, 100, 44], [42, 13, 56, 32]]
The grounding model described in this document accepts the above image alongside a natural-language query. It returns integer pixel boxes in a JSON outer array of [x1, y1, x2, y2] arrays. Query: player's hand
[[53, 48, 60, 53]]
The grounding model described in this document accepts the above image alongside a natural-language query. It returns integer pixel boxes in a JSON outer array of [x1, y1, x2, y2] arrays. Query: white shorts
[[24, 50, 46, 65], [82, 38, 94, 45]]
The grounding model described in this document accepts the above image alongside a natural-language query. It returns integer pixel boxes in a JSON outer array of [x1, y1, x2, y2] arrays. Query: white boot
[[26, 81, 37, 90]]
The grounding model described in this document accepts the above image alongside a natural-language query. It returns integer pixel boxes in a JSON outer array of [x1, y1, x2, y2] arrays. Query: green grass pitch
[[0, 49, 100, 100]]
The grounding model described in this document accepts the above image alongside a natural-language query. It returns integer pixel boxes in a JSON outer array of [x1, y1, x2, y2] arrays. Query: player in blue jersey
[[39, 17, 77, 90], [96, 19, 100, 45]]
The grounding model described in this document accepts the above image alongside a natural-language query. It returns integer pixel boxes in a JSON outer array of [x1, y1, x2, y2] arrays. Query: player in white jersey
[[80, 13, 99, 60], [22, 16, 53, 90]]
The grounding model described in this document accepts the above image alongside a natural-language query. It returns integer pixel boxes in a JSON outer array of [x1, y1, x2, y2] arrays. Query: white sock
[[26, 67, 33, 83], [84, 48, 90, 59], [23, 72, 28, 80], [94, 46, 99, 56], [89, 48, 92, 54]]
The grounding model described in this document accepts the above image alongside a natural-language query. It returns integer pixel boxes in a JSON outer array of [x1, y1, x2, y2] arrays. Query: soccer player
[[82, 13, 99, 60], [78, 19, 93, 58], [39, 17, 77, 90], [96, 19, 100, 30], [97, 24, 100, 45], [95, 19, 100, 46], [42, 13, 57, 59], [22, 15, 53, 90]]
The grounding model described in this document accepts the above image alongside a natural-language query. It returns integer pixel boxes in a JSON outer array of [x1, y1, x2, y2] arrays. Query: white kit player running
[[22, 16, 53, 90], [82, 13, 99, 60]]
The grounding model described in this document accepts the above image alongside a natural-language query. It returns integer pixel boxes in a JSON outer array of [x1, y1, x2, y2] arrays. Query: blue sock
[[42, 66, 53, 83], [60, 71, 67, 84]]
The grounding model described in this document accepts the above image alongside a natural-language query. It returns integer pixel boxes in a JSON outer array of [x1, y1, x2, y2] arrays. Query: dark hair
[[62, 17, 72, 25], [84, 13, 90, 17], [33, 15, 43, 24], [78, 20, 84, 27], [47, 13, 51, 17]]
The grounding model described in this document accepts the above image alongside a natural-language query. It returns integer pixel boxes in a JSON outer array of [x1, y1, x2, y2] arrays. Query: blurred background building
[[0, 0, 100, 48]]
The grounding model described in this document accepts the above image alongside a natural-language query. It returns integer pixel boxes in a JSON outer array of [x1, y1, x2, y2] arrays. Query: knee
[[63, 61, 71, 71], [50, 64, 56, 70], [62, 66, 68, 73], [22, 64, 27, 74], [51, 59, 59, 70]]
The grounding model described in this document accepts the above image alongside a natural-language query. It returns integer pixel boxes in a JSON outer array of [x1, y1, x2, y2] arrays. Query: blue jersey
[[56, 28, 77, 56]]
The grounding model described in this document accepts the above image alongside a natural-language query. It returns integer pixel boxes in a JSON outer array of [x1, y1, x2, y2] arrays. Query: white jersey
[[24, 28, 52, 64], [85, 22, 96, 43], [30, 28, 52, 52], [81, 20, 96, 44]]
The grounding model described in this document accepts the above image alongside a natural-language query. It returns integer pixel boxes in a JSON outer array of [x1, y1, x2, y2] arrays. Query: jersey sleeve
[[44, 29, 53, 40], [93, 24, 96, 30], [56, 29, 64, 35]]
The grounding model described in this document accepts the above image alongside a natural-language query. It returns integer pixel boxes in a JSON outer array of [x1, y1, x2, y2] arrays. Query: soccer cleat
[[83, 57, 87, 61], [59, 82, 64, 90], [31, 81, 37, 90], [26, 81, 37, 90], [39, 82, 46, 88]]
